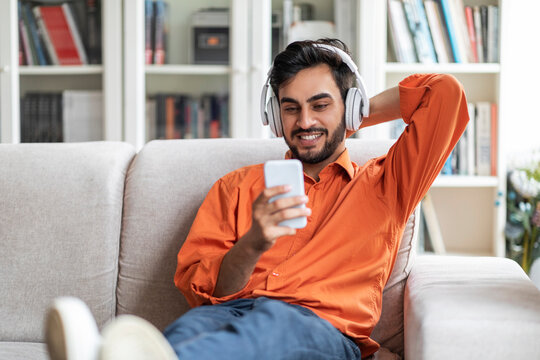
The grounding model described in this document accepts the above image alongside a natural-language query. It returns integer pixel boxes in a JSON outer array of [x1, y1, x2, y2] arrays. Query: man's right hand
[[213, 185, 310, 298], [244, 185, 311, 254]]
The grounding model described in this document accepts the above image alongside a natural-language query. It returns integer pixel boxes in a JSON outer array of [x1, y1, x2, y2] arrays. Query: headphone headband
[[311, 43, 369, 118]]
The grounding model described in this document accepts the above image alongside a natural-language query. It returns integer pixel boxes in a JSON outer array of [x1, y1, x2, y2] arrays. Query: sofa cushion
[[0, 342, 48, 360], [0, 142, 135, 342], [117, 139, 289, 330], [118, 138, 417, 357]]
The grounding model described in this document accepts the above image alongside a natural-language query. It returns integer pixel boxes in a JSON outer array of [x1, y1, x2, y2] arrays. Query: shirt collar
[[284, 148, 355, 180]]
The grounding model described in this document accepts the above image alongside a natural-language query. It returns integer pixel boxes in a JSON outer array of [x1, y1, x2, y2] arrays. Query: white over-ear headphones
[[260, 43, 370, 137]]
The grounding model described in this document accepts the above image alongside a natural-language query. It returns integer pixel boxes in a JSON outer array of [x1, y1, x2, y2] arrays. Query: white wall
[[500, 1, 540, 169]]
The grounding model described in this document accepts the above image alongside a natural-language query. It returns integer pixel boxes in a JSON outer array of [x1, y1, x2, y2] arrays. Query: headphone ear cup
[[345, 88, 362, 131], [267, 96, 283, 137]]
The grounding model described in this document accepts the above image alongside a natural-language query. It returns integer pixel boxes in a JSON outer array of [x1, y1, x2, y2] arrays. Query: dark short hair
[[269, 38, 355, 103]]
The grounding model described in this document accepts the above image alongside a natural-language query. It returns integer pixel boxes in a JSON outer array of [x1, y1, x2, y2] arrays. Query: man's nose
[[296, 108, 316, 129]]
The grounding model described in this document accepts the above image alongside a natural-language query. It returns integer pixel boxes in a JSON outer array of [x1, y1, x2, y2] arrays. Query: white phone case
[[264, 159, 307, 229]]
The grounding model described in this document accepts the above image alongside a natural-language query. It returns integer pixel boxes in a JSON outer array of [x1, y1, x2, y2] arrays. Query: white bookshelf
[[358, 0, 512, 257], [0, 0, 123, 143], [123, 0, 271, 150]]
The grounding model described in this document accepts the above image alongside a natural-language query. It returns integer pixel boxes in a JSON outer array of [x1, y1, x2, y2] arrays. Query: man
[[46, 39, 468, 360]]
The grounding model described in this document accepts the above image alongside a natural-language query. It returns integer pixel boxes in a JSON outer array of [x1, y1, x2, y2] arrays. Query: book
[[62, 3, 88, 64], [464, 6, 478, 63], [457, 126, 468, 175], [51, 93, 63, 142], [424, 0, 452, 63], [34, 5, 87, 65], [475, 101, 491, 176], [22, 2, 48, 65], [442, 151, 454, 175], [153, 0, 169, 65], [144, 0, 154, 64], [490, 103, 498, 176], [440, 0, 463, 63], [164, 95, 175, 139], [154, 94, 167, 139], [145, 97, 157, 142], [466, 103, 476, 175], [33, 6, 59, 65], [480, 5, 488, 62], [20, 94, 31, 142], [402, 0, 437, 63], [453, 0, 475, 63], [18, 2, 34, 65], [85, 0, 102, 64], [182, 96, 192, 139], [62, 90, 103, 142], [189, 98, 199, 139], [388, 0, 417, 63], [473, 6, 484, 63], [487, 5, 499, 63]]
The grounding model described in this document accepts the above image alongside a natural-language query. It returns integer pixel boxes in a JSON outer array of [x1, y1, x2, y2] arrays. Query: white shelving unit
[[123, 0, 271, 150], [0, 0, 123, 143], [358, 0, 513, 257]]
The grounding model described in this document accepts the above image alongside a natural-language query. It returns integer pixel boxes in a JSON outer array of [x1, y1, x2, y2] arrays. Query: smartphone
[[263, 159, 307, 229]]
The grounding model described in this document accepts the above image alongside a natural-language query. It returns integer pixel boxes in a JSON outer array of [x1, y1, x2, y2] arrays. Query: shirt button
[[272, 272, 279, 277]]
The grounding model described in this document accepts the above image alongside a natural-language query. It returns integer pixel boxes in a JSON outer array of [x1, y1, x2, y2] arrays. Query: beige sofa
[[1, 139, 540, 360]]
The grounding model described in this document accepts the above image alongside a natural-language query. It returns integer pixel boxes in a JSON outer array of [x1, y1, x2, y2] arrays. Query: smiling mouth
[[299, 133, 323, 141]]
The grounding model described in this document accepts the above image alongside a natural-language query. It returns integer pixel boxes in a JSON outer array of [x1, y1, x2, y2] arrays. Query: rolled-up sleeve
[[174, 178, 245, 307], [384, 73, 470, 222]]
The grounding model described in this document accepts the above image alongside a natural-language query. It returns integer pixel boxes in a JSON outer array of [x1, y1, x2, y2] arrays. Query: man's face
[[278, 64, 346, 164]]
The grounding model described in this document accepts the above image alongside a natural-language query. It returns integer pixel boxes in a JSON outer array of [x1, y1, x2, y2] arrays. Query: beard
[[285, 118, 346, 164]]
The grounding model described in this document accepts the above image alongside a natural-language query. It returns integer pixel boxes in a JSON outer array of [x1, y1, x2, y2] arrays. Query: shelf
[[432, 175, 499, 188], [384, 62, 501, 74], [418, 250, 495, 257], [145, 64, 231, 75], [19, 65, 103, 75]]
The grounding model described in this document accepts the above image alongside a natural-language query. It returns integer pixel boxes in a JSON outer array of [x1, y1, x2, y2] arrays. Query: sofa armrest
[[404, 255, 540, 360]]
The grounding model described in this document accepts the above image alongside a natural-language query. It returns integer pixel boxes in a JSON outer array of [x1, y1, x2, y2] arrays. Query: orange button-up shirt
[[174, 74, 469, 357]]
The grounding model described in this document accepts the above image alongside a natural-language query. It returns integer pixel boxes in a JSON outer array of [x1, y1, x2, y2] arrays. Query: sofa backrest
[[0, 142, 135, 343], [118, 138, 418, 356]]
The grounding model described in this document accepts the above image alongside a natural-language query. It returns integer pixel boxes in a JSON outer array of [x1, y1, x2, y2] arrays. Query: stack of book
[[145, 0, 170, 65], [441, 102, 498, 176], [388, 0, 499, 63], [146, 94, 229, 141], [20, 90, 103, 142], [18, 0, 101, 66]]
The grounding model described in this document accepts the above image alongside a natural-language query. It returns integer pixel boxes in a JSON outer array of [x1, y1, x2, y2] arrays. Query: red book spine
[[465, 6, 479, 63], [39, 6, 82, 65]]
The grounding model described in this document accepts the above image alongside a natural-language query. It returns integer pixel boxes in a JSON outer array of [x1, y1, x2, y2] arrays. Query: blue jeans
[[163, 297, 361, 360]]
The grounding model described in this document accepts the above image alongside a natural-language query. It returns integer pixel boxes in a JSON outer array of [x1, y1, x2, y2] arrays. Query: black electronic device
[[191, 8, 229, 65]]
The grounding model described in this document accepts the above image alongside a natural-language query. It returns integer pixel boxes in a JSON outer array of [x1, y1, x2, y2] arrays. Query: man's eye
[[284, 107, 299, 113], [313, 104, 329, 110]]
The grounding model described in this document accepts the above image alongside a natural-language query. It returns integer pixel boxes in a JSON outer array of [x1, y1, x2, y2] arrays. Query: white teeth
[[300, 134, 321, 140]]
